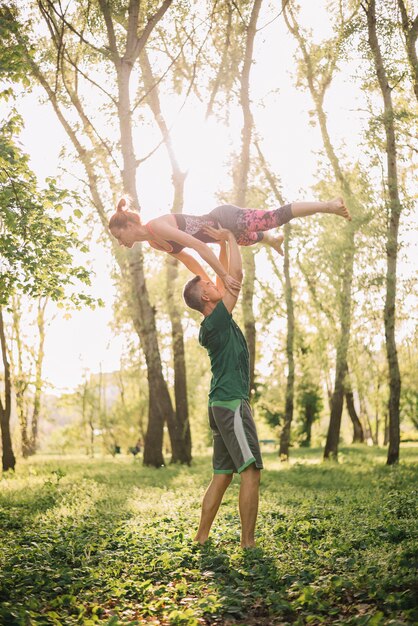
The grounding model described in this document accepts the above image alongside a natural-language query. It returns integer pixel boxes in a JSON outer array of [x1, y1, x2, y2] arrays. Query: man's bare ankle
[[194, 535, 208, 545]]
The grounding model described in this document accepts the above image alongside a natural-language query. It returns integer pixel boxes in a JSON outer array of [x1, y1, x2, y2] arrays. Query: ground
[[0, 446, 417, 625]]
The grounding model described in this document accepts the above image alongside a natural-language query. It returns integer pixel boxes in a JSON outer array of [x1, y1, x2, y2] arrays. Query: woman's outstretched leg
[[240, 197, 351, 234], [291, 197, 351, 220], [238, 197, 350, 255]]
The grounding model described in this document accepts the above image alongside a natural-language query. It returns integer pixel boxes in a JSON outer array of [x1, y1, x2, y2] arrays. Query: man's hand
[[203, 225, 231, 242], [223, 273, 241, 295]]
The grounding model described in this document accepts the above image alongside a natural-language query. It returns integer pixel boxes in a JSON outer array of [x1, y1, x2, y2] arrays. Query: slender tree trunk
[[366, 0, 402, 465], [114, 26, 173, 467], [279, 223, 295, 460], [11, 301, 31, 457], [236, 0, 263, 397], [345, 391, 365, 443], [397, 0, 418, 102], [128, 246, 166, 467], [140, 50, 191, 464], [301, 405, 314, 447], [360, 392, 376, 445], [384, 411, 389, 445], [0, 308, 16, 471], [255, 142, 297, 458], [324, 256, 353, 460], [29, 298, 47, 455]]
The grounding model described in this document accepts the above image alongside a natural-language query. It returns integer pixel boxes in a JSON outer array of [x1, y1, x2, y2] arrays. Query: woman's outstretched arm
[[149, 218, 240, 294], [170, 250, 211, 282]]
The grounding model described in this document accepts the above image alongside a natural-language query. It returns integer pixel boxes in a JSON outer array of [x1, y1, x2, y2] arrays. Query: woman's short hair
[[183, 275, 204, 312]]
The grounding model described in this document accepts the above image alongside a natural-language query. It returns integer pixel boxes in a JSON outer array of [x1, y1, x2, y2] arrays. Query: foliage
[[0, 447, 417, 625], [0, 110, 97, 308]]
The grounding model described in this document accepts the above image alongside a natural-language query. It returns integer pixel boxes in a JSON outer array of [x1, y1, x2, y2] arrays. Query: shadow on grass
[[196, 540, 292, 625]]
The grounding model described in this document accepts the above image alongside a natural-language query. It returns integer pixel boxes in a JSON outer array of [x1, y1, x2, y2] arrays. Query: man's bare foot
[[262, 232, 284, 256], [326, 197, 352, 221]]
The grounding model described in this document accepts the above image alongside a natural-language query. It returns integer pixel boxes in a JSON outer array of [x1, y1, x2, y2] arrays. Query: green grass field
[[0, 446, 417, 625]]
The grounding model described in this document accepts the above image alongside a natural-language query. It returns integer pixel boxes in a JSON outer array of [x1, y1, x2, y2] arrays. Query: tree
[[363, 0, 404, 464], [297, 379, 323, 447], [283, 1, 365, 460], [138, 49, 191, 464], [235, 0, 263, 397], [4, 0, 201, 466], [0, 109, 95, 471], [253, 140, 297, 459]]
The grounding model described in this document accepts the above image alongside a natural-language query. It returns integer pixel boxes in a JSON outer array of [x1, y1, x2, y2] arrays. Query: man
[[183, 226, 263, 548]]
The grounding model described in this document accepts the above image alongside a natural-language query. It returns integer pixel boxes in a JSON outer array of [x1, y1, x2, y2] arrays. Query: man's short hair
[[183, 275, 204, 312]]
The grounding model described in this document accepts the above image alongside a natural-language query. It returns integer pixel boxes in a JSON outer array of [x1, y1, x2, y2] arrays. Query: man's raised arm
[[222, 231, 243, 313]]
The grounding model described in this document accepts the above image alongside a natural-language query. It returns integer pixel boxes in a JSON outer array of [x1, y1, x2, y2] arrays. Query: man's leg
[[194, 473, 233, 544], [239, 463, 261, 548]]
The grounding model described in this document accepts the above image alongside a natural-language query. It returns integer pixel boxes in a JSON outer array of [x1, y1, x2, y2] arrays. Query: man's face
[[201, 279, 221, 303], [111, 225, 136, 248]]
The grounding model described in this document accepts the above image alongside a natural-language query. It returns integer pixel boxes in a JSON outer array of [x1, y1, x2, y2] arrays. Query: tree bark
[[279, 224, 295, 460], [366, 0, 402, 465], [28, 298, 47, 455], [302, 405, 315, 447], [10, 300, 31, 457], [345, 391, 365, 443], [0, 308, 16, 472], [236, 0, 263, 397]]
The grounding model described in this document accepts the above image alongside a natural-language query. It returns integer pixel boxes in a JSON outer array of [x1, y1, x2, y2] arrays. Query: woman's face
[[111, 224, 137, 248]]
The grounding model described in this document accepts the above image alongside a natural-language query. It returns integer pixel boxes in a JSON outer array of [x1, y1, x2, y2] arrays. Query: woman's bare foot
[[262, 232, 284, 256], [326, 197, 352, 221]]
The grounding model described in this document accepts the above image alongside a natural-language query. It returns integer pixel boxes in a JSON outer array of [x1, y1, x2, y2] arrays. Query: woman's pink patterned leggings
[[209, 203, 294, 246], [235, 204, 293, 245]]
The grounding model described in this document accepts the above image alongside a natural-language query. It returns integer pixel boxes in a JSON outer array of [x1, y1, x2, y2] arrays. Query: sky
[[12, 1, 416, 393]]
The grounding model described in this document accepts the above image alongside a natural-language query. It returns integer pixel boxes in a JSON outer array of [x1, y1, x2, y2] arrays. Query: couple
[[110, 198, 351, 546]]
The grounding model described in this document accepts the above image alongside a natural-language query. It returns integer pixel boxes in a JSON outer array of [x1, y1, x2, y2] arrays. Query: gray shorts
[[208, 399, 263, 474]]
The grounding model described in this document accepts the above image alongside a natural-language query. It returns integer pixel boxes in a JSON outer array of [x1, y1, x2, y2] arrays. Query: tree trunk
[[29, 298, 47, 455], [366, 0, 402, 465], [384, 411, 389, 445], [115, 32, 174, 467], [10, 300, 31, 458], [254, 143, 297, 457], [324, 254, 353, 460], [0, 308, 16, 472], [128, 246, 167, 467], [397, 1, 418, 103], [304, 406, 314, 448], [345, 391, 365, 443], [279, 224, 295, 460], [166, 256, 192, 463], [283, 4, 357, 462], [236, 0, 263, 398], [140, 50, 191, 464]]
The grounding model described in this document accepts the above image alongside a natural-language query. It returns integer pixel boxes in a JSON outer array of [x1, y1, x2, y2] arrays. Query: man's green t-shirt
[[199, 300, 250, 403]]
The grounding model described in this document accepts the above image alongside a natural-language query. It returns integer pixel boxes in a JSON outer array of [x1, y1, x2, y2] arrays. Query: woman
[[109, 198, 351, 292]]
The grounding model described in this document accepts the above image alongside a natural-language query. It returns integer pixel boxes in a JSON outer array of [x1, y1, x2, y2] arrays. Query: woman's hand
[[202, 225, 231, 242]]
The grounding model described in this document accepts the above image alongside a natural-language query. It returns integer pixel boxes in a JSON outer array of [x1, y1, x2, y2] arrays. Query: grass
[[0, 445, 417, 625]]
